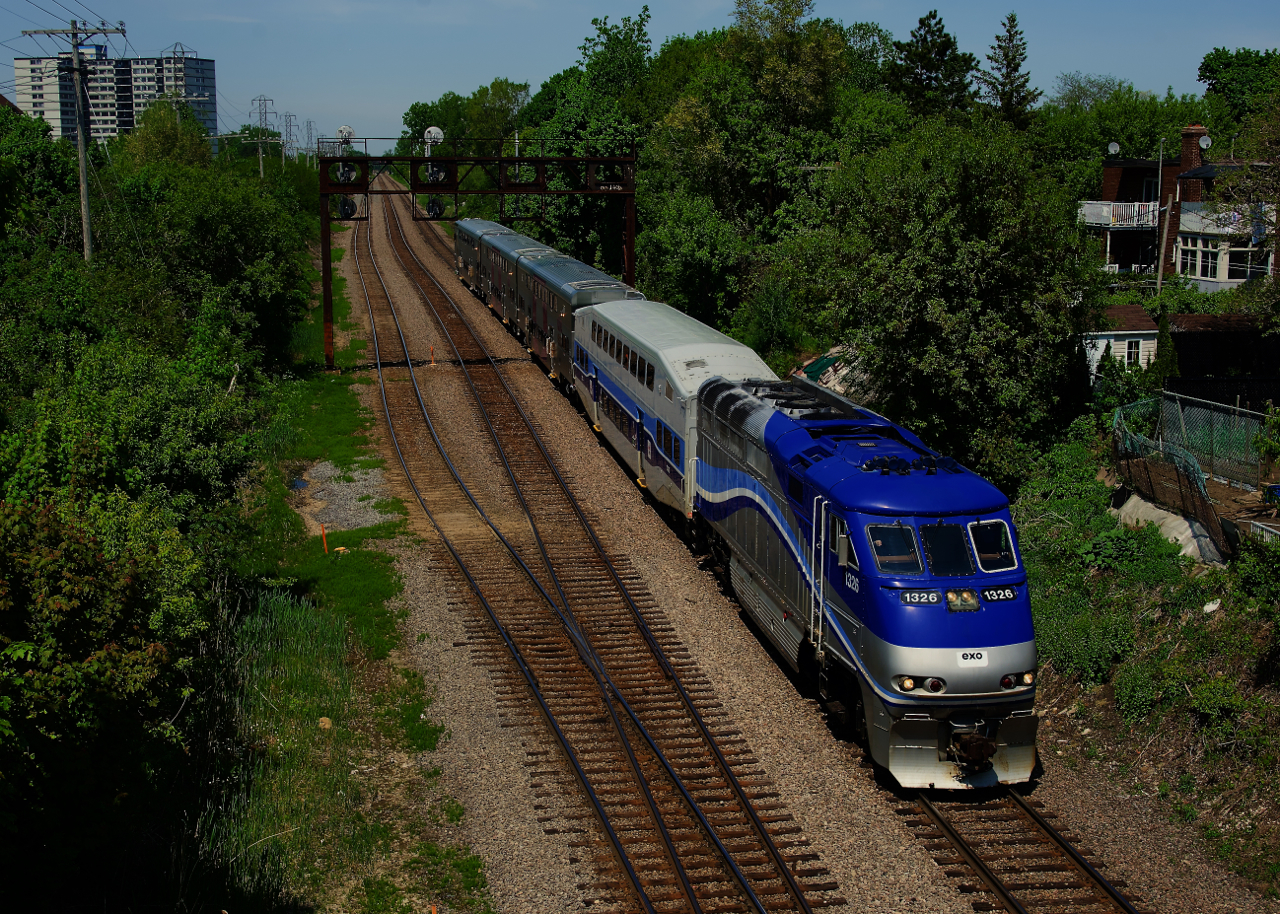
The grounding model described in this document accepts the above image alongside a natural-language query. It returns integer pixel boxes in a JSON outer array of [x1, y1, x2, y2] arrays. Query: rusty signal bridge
[[318, 136, 637, 370]]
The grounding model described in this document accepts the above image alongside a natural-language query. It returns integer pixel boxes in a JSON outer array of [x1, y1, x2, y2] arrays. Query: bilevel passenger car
[[454, 218, 642, 386], [453, 219, 511, 290], [694, 377, 1038, 788], [571, 299, 775, 514]]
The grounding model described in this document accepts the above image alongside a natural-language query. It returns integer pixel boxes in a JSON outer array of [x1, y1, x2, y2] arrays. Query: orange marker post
[[431, 345, 435, 366], [321, 523, 328, 554]]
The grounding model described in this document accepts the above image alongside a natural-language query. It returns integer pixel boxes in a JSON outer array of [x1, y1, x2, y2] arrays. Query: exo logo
[[957, 650, 988, 667]]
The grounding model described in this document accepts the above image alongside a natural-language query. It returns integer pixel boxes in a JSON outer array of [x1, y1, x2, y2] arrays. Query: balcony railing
[[1079, 201, 1159, 229]]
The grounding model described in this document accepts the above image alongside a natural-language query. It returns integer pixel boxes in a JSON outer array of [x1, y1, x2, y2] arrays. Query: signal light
[[1001, 674, 1016, 689], [925, 677, 945, 693]]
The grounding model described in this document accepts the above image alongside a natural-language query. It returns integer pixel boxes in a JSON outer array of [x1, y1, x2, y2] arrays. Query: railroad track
[[350, 186, 844, 912], [899, 788, 1149, 914]]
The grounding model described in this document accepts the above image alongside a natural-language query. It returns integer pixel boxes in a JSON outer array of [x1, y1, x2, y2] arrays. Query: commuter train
[[453, 219, 1038, 789]]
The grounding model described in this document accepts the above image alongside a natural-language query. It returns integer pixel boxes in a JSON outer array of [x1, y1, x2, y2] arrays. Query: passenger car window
[[638, 356, 646, 382], [866, 524, 923, 575], [968, 521, 1018, 571], [646, 364, 655, 390], [919, 524, 975, 576]]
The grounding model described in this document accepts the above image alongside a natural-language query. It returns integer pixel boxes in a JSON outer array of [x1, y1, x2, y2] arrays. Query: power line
[[0, 3, 43, 26], [21, 0, 69, 23]]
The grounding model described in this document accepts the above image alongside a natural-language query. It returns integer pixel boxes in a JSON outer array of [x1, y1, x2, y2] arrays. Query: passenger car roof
[[455, 219, 513, 238], [587, 300, 776, 398]]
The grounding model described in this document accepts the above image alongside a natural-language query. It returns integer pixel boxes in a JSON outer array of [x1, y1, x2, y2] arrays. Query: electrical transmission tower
[[305, 119, 315, 166], [23, 18, 127, 262], [251, 94, 275, 178], [284, 113, 298, 164]]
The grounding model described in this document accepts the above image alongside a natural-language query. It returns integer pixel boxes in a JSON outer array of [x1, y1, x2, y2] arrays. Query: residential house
[[1079, 124, 1275, 289], [1084, 304, 1159, 377]]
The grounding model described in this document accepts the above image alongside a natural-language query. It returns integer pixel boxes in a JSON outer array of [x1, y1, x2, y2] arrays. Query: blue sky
[[3, 0, 1278, 152]]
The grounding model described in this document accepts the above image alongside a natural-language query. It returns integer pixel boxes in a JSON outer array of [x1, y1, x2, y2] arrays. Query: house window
[[1227, 246, 1272, 281], [1126, 340, 1141, 367], [1178, 234, 1219, 280]]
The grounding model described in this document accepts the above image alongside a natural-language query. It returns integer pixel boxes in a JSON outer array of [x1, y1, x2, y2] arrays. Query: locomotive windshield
[[968, 520, 1018, 571], [867, 524, 922, 575], [919, 524, 975, 577]]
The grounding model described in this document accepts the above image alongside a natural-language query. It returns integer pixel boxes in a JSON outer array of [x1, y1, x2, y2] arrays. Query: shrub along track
[[397, 190, 1169, 914], [350, 184, 844, 912]]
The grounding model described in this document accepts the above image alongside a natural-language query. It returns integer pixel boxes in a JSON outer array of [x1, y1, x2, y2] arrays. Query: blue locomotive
[[454, 220, 1039, 788], [694, 378, 1037, 789]]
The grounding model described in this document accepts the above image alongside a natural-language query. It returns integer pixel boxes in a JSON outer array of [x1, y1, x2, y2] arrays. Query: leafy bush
[[1114, 659, 1165, 722]]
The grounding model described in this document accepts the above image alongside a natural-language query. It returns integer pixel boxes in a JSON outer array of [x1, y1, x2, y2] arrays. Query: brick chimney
[[1180, 124, 1209, 202]]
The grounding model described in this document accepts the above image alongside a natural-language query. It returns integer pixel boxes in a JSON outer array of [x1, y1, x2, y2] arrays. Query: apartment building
[[11, 42, 216, 141]]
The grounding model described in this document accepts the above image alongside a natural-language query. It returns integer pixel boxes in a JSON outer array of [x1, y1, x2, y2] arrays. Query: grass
[[406, 842, 493, 912], [201, 229, 493, 910], [380, 667, 448, 751], [283, 522, 404, 659], [203, 590, 388, 898]]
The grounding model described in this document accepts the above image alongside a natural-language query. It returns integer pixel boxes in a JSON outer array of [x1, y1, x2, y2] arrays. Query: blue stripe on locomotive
[[697, 410, 1033, 652]]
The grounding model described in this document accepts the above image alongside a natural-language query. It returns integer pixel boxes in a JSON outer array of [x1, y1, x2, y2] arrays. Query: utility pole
[[23, 19, 126, 263], [252, 94, 274, 178], [305, 120, 315, 167]]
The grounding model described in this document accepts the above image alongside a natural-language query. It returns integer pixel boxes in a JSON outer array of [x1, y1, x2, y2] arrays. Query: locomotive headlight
[[899, 676, 916, 692], [1022, 671, 1036, 686]]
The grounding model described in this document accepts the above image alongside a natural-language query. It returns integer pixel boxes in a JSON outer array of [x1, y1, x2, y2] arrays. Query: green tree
[[974, 12, 1041, 128], [791, 120, 1103, 485], [466, 77, 531, 145], [1047, 71, 1125, 109], [398, 90, 469, 153], [1197, 47, 1280, 123], [884, 10, 977, 116], [122, 101, 211, 168], [1146, 311, 1180, 390], [727, 0, 850, 126]]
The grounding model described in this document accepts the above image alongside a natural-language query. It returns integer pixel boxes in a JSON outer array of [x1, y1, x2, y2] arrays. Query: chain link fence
[[1112, 398, 1230, 560], [1158, 391, 1267, 489]]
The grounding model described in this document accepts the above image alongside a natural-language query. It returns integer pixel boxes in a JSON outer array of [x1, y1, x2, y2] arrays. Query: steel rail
[[1007, 788, 1144, 914], [377, 193, 780, 912], [363, 198, 706, 914], [915, 792, 1032, 914], [399, 199, 819, 914], [350, 217, 657, 914]]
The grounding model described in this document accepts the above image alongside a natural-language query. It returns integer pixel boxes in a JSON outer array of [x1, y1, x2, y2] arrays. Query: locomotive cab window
[[968, 520, 1017, 572], [867, 524, 923, 575], [786, 475, 804, 504], [919, 524, 975, 577], [830, 515, 856, 569]]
